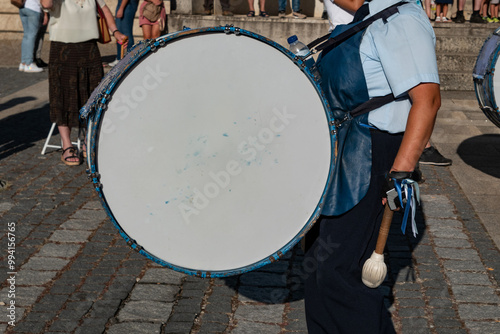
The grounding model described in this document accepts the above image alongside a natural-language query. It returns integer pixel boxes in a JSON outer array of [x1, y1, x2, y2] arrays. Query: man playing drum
[[303, 0, 440, 332]]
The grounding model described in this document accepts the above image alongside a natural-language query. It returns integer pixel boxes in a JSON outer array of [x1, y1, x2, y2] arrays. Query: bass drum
[[80, 26, 335, 277], [473, 26, 500, 128]]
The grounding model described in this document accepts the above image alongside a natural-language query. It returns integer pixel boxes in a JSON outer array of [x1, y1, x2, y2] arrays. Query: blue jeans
[[115, 0, 139, 60], [278, 0, 300, 12], [19, 7, 42, 64]]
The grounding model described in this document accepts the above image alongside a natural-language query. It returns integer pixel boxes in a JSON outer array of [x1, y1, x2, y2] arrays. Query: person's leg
[[292, 0, 300, 12], [424, 0, 432, 18], [20, 8, 40, 65], [33, 12, 47, 64], [305, 130, 401, 334], [142, 24, 152, 39], [453, 0, 466, 22], [278, 0, 286, 12], [59, 125, 79, 163], [151, 24, 161, 39]]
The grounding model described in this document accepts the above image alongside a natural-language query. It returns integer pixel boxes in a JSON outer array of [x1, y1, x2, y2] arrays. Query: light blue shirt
[[361, 0, 440, 133]]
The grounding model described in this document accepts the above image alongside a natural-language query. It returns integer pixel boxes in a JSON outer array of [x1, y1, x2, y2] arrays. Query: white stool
[[41, 122, 81, 155]]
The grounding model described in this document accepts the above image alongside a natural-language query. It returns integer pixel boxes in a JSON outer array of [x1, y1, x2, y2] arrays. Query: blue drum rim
[[81, 26, 336, 278], [473, 27, 500, 128]]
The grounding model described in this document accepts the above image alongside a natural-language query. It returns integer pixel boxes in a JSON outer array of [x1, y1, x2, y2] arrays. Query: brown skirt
[[49, 40, 103, 128]]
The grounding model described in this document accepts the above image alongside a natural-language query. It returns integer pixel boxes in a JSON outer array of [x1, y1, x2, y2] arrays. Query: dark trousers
[[304, 129, 402, 334], [204, 0, 230, 11]]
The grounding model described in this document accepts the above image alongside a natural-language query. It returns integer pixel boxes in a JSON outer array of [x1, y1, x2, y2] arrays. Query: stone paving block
[[237, 286, 288, 304], [431, 229, 469, 239], [452, 285, 500, 303], [198, 321, 228, 333], [204, 300, 233, 314], [130, 284, 179, 302], [169, 311, 197, 322], [23, 257, 70, 271], [139, 268, 186, 284], [458, 304, 500, 320], [426, 218, 463, 230], [446, 271, 492, 285], [430, 307, 457, 319], [106, 322, 162, 334], [420, 195, 456, 219], [398, 307, 427, 318], [202, 311, 229, 323], [163, 321, 194, 333], [433, 238, 472, 248], [435, 248, 481, 261], [232, 320, 281, 333], [6, 286, 45, 306], [70, 209, 107, 221], [442, 259, 486, 272], [49, 229, 92, 243], [239, 272, 287, 288], [466, 321, 500, 333], [16, 270, 58, 286], [117, 301, 173, 322], [234, 304, 284, 324], [60, 218, 102, 230], [49, 319, 79, 332], [36, 242, 81, 259], [397, 298, 426, 308]]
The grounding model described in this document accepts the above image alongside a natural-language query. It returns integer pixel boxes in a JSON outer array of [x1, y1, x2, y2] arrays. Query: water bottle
[[287, 35, 310, 57]]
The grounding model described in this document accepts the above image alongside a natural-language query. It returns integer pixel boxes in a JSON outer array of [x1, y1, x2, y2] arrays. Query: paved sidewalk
[[1, 62, 500, 334]]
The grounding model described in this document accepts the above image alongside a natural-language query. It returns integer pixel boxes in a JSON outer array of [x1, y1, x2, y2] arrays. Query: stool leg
[[41, 123, 57, 155]]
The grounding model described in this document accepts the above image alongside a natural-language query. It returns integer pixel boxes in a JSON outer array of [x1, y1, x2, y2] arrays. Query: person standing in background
[[41, 0, 128, 166], [278, 0, 307, 18], [33, 10, 49, 68], [19, 0, 44, 73], [108, 0, 138, 67], [323, 0, 355, 31]]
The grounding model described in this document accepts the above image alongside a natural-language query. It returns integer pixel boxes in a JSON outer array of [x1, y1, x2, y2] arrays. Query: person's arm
[[334, 0, 365, 12], [391, 82, 441, 172], [40, 0, 53, 9], [101, 4, 129, 46], [116, 0, 129, 18]]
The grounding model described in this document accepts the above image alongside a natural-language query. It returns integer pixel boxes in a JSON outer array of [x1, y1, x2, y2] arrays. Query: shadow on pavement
[[457, 134, 500, 178], [0, 96, 37, 112], [0, 103, 52, 160]]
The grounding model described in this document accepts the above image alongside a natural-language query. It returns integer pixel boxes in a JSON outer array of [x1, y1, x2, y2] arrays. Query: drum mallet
[[361, 203, 393, 288]]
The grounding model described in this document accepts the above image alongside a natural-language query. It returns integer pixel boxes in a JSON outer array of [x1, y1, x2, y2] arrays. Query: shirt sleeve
[[371, 9, 440, 98], [97, 0, 106, 8]]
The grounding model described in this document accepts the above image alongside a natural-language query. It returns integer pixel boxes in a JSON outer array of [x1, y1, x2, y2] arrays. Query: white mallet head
[[362, 251, 387, 288]]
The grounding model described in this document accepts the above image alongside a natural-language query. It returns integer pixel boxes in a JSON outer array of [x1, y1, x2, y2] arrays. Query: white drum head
[[91, 30, 333, 275]]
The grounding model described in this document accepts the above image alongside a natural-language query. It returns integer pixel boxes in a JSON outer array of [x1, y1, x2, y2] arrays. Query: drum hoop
[[82, 26, 336, 278]]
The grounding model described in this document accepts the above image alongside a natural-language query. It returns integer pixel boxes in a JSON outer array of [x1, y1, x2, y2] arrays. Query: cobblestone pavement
[[1, 63, 500, 334]]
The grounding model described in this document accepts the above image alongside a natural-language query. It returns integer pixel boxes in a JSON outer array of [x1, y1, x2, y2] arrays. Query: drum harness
[[306, 1, 407, 132]]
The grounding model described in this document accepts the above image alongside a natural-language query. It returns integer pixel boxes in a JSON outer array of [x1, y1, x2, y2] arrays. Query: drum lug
[[148, 39, 158, 52], [127, 239, 143, 253], [86, 170, 101, 180], [234, 27, 241, 35], [224, 24, 234, 34]]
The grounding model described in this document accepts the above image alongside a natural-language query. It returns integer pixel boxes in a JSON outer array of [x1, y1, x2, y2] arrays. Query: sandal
[[61, 147, 81, 166], [247, 11, 255, 17], [259, 11, 269, 17]]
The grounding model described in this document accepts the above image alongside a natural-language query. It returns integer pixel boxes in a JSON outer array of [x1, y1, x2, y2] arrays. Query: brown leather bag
[[143, 1, 162, 22], [11, 0, 26, 9]]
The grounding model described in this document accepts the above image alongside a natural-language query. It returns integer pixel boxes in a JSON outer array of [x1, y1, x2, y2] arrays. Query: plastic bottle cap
[[287, 35, 298, 44]]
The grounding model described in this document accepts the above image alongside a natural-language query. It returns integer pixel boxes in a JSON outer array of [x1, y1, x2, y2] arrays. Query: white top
[[25, 0, 42, 13], [48, 0, 106, 43], [324, 0, 355, 32]]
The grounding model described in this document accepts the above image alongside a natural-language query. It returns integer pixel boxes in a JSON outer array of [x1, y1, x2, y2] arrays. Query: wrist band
[[112, 29, 118, 36]]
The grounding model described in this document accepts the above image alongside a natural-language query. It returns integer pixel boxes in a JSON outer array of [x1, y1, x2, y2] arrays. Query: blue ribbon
[[393, 178, 420, 237]]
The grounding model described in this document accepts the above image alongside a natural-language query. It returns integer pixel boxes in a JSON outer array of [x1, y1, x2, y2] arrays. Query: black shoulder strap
[[349, 93, 395, 118], [307, 1, 406, 53]]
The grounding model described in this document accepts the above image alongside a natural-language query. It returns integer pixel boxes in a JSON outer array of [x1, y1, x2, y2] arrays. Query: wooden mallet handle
[[375, 204, 394, 255]]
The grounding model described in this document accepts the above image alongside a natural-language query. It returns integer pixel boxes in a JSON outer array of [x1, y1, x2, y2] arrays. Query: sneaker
[[441, 16, 450, 22], [107, 59, 119, 67], [292, 11, 306, 19], [419, 146, 452, 166], [222, 10, 234, 16], [452, 11, 465, 23], [35, 58, 48, 68], [494, 17, 500, 22], [18, 63, 25, 71], [23, 63, 43, 73], [435, 16, 442, 22], [278, 11, 286, 18], [203, 9, 212, 15], [470, 12, 486, 23]]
